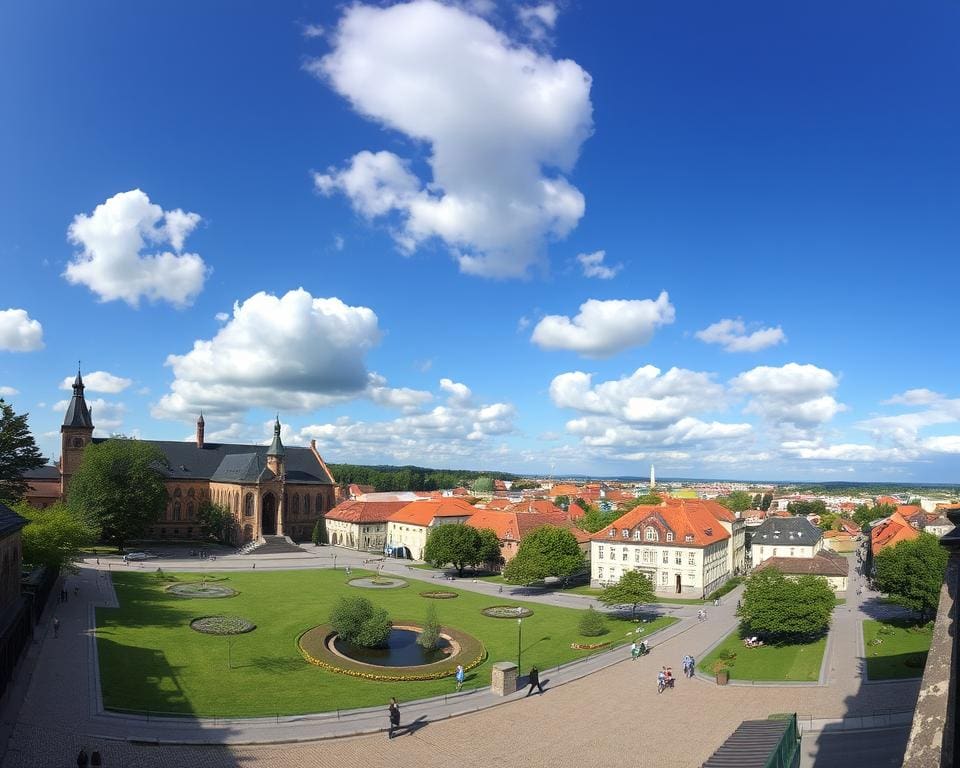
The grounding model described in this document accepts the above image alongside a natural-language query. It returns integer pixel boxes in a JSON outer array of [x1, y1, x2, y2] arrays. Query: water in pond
[[333, 629, 452, 667]]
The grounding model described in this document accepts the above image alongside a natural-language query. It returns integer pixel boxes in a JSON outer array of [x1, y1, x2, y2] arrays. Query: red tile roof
[[755, 550, 849, 577], [326, 500, 407, 524], [591, 502, 730, 547], [871, 511, 920, 555], [388, 498, 476, 526], [567, 502, 587, 520], [466, 509, 588, 544]]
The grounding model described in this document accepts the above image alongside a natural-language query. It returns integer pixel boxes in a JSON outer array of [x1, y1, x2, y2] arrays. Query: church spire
[[63, 365, 93, 428], [267, 415, 285, 457]]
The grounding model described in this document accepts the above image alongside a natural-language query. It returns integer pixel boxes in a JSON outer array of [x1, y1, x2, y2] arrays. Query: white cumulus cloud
[[731, 363, 844, 427], [0, 386, 18, 397], [695, 318, 786, 353], [310, 0, 593, 278], [60, 370, 131, 394], [64, 189, 208, 307], [531, 292, 674, 358], [0, 308, 44, 352], [576, 250, 621, 279]]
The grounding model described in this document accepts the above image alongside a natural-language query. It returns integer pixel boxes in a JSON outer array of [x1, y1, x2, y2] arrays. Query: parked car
[[122, 552, 151, 562]]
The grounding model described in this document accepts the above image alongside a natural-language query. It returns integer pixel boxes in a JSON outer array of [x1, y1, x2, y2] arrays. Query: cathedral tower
[[60, 367, 94, 497]]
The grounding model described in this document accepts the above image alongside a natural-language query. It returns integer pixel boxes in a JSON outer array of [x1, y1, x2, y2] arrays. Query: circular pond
[[332, 628, 453, 667], [190, 616, 256, 635], [482, 605, 534, 618], [167, 583, 237, 598]]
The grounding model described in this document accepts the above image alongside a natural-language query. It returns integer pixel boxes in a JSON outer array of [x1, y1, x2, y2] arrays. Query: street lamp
[[333, 554, 337, 570], [517, 617, 523, 674]]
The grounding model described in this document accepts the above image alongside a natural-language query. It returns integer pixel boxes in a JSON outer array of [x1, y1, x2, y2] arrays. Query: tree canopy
[[67, 438, 168, 550], [853, 503, 895, 530], [576, 501, 621, 533], [597, 570, 656, 618], [621, 493, 662, 510], [739, 568, 835, 641], [423, 524, 500, 575], [874, 533, 948, 622], [786, 499, 827, 517], [470, 476, 494, 493], [327, 463, 515, 493], [718, 490, 754, 512], [15, 501, 97, 571], [502, 526, 585, 585], [760, 492, 773, 511], [195, 501, 234, 544], [329, 596, 391, 648], [0, 399, 45, 503]]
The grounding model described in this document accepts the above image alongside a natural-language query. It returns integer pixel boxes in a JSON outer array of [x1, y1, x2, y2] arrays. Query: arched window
[[244, 493, 254, 517], [174, 488, 182, 498], [303, 494, 310, 515], [72, 437, 84, 448], [187, 502, 194, 520], [234, 492, 239, 513], [645, 527, 658, 542], [292, 495, 300, 517], [173, 502, 182, 521], [316, 494, 323, 513]]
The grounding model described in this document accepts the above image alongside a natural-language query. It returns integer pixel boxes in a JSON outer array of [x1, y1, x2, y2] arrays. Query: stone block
[[491, 661, 518, 697]]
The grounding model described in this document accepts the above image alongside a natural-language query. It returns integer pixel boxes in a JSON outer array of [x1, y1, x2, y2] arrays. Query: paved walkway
[[0, 548, 921, 767]]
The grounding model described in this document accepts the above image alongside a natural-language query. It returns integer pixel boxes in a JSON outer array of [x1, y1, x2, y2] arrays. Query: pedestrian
[[76, 747, 89, 767], [74, 585, 80, 598], [736, 599, 741, 610], [526, 665, 544, 695], [688, 657, 696, 677], [631, 641, 639, 660], [388, 697, 400, 738], [455, 664, 465, 691], [53, 618, 60, 638], [498, 585, 503, 594], [252, 562, 256, 569], [702, 609, 708, 621], [713, 598, 719, 607], [95, 557, 100, 566], [696, 609, 703, 622], [90, 750, 102, 767]]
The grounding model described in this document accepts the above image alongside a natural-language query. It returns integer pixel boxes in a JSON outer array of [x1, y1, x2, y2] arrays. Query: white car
[[123, 552, 150, 562]]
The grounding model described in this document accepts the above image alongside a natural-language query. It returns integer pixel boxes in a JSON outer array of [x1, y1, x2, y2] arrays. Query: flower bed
[[481, 605, 534, 619], [190, 616, 256, 635], [167, 583, 238, 598], [347, 577, 408, 589], [570, 641, 611, 650], [298, 621, 486, 681], [419, 591, 459, 599]]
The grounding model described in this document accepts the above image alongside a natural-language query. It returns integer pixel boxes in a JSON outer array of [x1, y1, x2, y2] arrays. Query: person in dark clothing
[[76, 747, 89, 767], [388, 697, 400, 738], [526, 666, 544, 695]]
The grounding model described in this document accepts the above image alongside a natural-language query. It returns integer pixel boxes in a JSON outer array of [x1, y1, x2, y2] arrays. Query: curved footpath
[[0, 547, 920, 768]]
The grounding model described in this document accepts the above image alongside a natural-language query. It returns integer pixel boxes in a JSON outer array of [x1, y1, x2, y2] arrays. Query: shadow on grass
[[98, 635, 195, 717]]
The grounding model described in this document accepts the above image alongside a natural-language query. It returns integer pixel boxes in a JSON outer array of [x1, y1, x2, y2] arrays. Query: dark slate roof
[[751, 516, 822, 547], [209, 453, 274, 484], [0, 502, 27, 538], [91, 439, 334, 485], [23, 464, 60, 481], [702, 718, 796, 767], [63, 372, 93, 428]]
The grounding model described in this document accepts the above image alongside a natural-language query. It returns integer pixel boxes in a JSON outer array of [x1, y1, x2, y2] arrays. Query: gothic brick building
[[25, 370, 337, 543]]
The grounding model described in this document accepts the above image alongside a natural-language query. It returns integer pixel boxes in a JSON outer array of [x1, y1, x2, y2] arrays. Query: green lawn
[[698, 630, 827, 682], [863, 619, 932, 680], [97, 569, 676, 717]]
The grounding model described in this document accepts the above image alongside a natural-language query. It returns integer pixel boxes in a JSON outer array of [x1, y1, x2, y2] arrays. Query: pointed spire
[[267, 414, 285, 457], [198, 410, 204, 425], [63, 364, 93, 428]]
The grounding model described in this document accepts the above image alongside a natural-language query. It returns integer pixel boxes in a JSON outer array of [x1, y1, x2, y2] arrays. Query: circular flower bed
[[348, 577, 408, 589], [190, 616, 256, 635], [299, 621, 485, 681], [571, 641, 611, 650], [481, 605, 534, 619], [419, 591, 459, 599], [167, 583, 238, 598]]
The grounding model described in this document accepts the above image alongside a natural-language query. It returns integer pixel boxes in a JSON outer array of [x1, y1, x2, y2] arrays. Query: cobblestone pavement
[[1, 551, 921, 768]]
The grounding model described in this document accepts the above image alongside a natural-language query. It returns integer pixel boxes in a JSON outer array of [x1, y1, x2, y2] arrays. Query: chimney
[[196, 412, 205, 448], [310, 439, 317, 450]]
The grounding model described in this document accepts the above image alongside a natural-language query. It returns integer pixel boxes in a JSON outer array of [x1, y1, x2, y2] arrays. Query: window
[[304, 495, 310, 514], [292, 495, 300, 517], [622, 529, 629, 538], [187, 488, 195, 498], [634, 549, 640, 563], [244, 494, 254, 517], [643, 549, 653, 564], [598, 546, 604, 560], [645, 527, 658, 541], [622, 548, 628, 561], [72, 437, 84, 448], [773, 548, 778, 557], [688, 552, 695, 566], [634, 530, 642, 540], [610, 548, 617, 561], [608, 529, 615, 538], [660, 572, 668, 585], [685, 534, 694, 543], [186, 502, 194, 520], [666, 532, 674, 542], [675, 552, 682, 565], [174, 488, 182, 498], [662, 551, 668, 564], [598, 567, 604, 580], [316, 493, 323, 513], [790, 547, 795, 557], [173, 502, 181, 521]]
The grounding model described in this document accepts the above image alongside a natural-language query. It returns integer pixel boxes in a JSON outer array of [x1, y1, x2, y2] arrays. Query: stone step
[[247, 535, 304, 555]]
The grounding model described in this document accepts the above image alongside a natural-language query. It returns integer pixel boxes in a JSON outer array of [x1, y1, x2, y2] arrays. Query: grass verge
[[698, 629, 827, 682], [862, 618, 932, 680]]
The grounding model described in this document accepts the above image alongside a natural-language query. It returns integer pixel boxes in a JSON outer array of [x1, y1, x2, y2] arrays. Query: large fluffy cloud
[[64, 189, 208, 307], [695, 318, 786, 353], [731, 363, 844, 427], [310, 0, 593, 278], [153, 288, 384, 420], [531, 292, 674, 358], [0, 308, 44, 352], [60, 370, 131, 394]]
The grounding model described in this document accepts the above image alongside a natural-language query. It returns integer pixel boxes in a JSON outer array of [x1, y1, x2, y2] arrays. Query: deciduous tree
[[423, 524, 491, 576], [502, 526, 585, 586], [718, 491, 753, 512], [67, 438, 168, 551], [15, 501, 97, 571], [874, 533, 948, 622], [0, 399, 45, 503], [329, 596, 392, 648], [196, 501, 234, 544], [597, 570, 656, 618], [739, 569, 834, 641]]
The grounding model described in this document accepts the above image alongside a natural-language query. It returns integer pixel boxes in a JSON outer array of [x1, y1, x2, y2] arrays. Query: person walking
[[688, 656, 696, 677], [76, 747, 89, 767], [388, 697, 400, 738], [53, 618, 60, 638], [455, 664, 465, 691], [526, 665, 544, 695], [631, 641, 639, 660]]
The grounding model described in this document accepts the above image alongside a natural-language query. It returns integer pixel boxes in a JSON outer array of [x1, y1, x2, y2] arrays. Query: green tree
[[15, 501, 97, 571], [476, 528, 503, 569], [502, 526, 585, 586], [816, 513, 839, 531], [597, 570, 656, 618], [739, 569, 834, 641], [423, 524, 485, 576], [853, 503, 895, 530], [786, 499, 828, 517], [0, 399, 45, 503], [329, 596, 392, 648], [760, 492, 773, 512], [554, 495, 570, 510], [621, 493, 662, 510], [417, 603, 441, 650], [311, 517, 327, 546], [752, 493, 762, 509], [510, 480, 539, 491], [67, 438, 168, 551], [718, 491, 754, 512], [195, 501, 234, 544], [578, 606, 607, 636], [874, 533, 948, 622], [907, 498, 923, 507], [471, 476, 494, 493], [577, 503, 621, 533]]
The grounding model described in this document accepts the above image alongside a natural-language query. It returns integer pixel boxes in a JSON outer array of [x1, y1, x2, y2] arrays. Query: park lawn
[[862, 619, 932, 680], [698, 630, 827, 682], [97, 569, 676, 718]]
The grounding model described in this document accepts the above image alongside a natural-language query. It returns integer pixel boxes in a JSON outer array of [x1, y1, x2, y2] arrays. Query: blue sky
[[1, 1, 958, 481]]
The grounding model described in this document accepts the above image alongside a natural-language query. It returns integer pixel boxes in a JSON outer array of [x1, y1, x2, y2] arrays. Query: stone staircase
[[249, 535, 304, 555]]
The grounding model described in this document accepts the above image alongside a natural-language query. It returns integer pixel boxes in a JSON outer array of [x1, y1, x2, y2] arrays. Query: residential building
[[347, 484, 376, 499], [465, 508, 588, 566], [325, 500, 407, 551], [754, 550, 849, 592], [750, 517, 823, 567], [385, 498, 475, 559], [0, 503, 26, 613], [871, 511, 921, 557], [822, 530, 857, 553], [923, 515, 955, 538]]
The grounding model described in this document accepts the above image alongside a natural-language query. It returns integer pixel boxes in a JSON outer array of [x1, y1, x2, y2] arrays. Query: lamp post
[[517, 617, 523, 674], [333, 554, 337, 571]]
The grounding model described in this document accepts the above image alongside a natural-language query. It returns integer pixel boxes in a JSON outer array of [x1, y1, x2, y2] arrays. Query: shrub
[[329, 596, 392, 648], [418, 604, 441, 650], [578, 606, 607, 637]]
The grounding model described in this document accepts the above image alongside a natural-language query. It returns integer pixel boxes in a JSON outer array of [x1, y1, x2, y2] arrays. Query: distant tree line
[[327, 464, 516, 492]]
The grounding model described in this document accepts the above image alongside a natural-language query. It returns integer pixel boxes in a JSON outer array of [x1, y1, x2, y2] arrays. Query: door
[[675, 574, 682, 593], [262, 493, 277, 535]]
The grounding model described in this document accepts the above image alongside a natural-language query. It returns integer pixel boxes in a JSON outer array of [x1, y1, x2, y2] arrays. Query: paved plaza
[[0, 547, 920, 767]]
